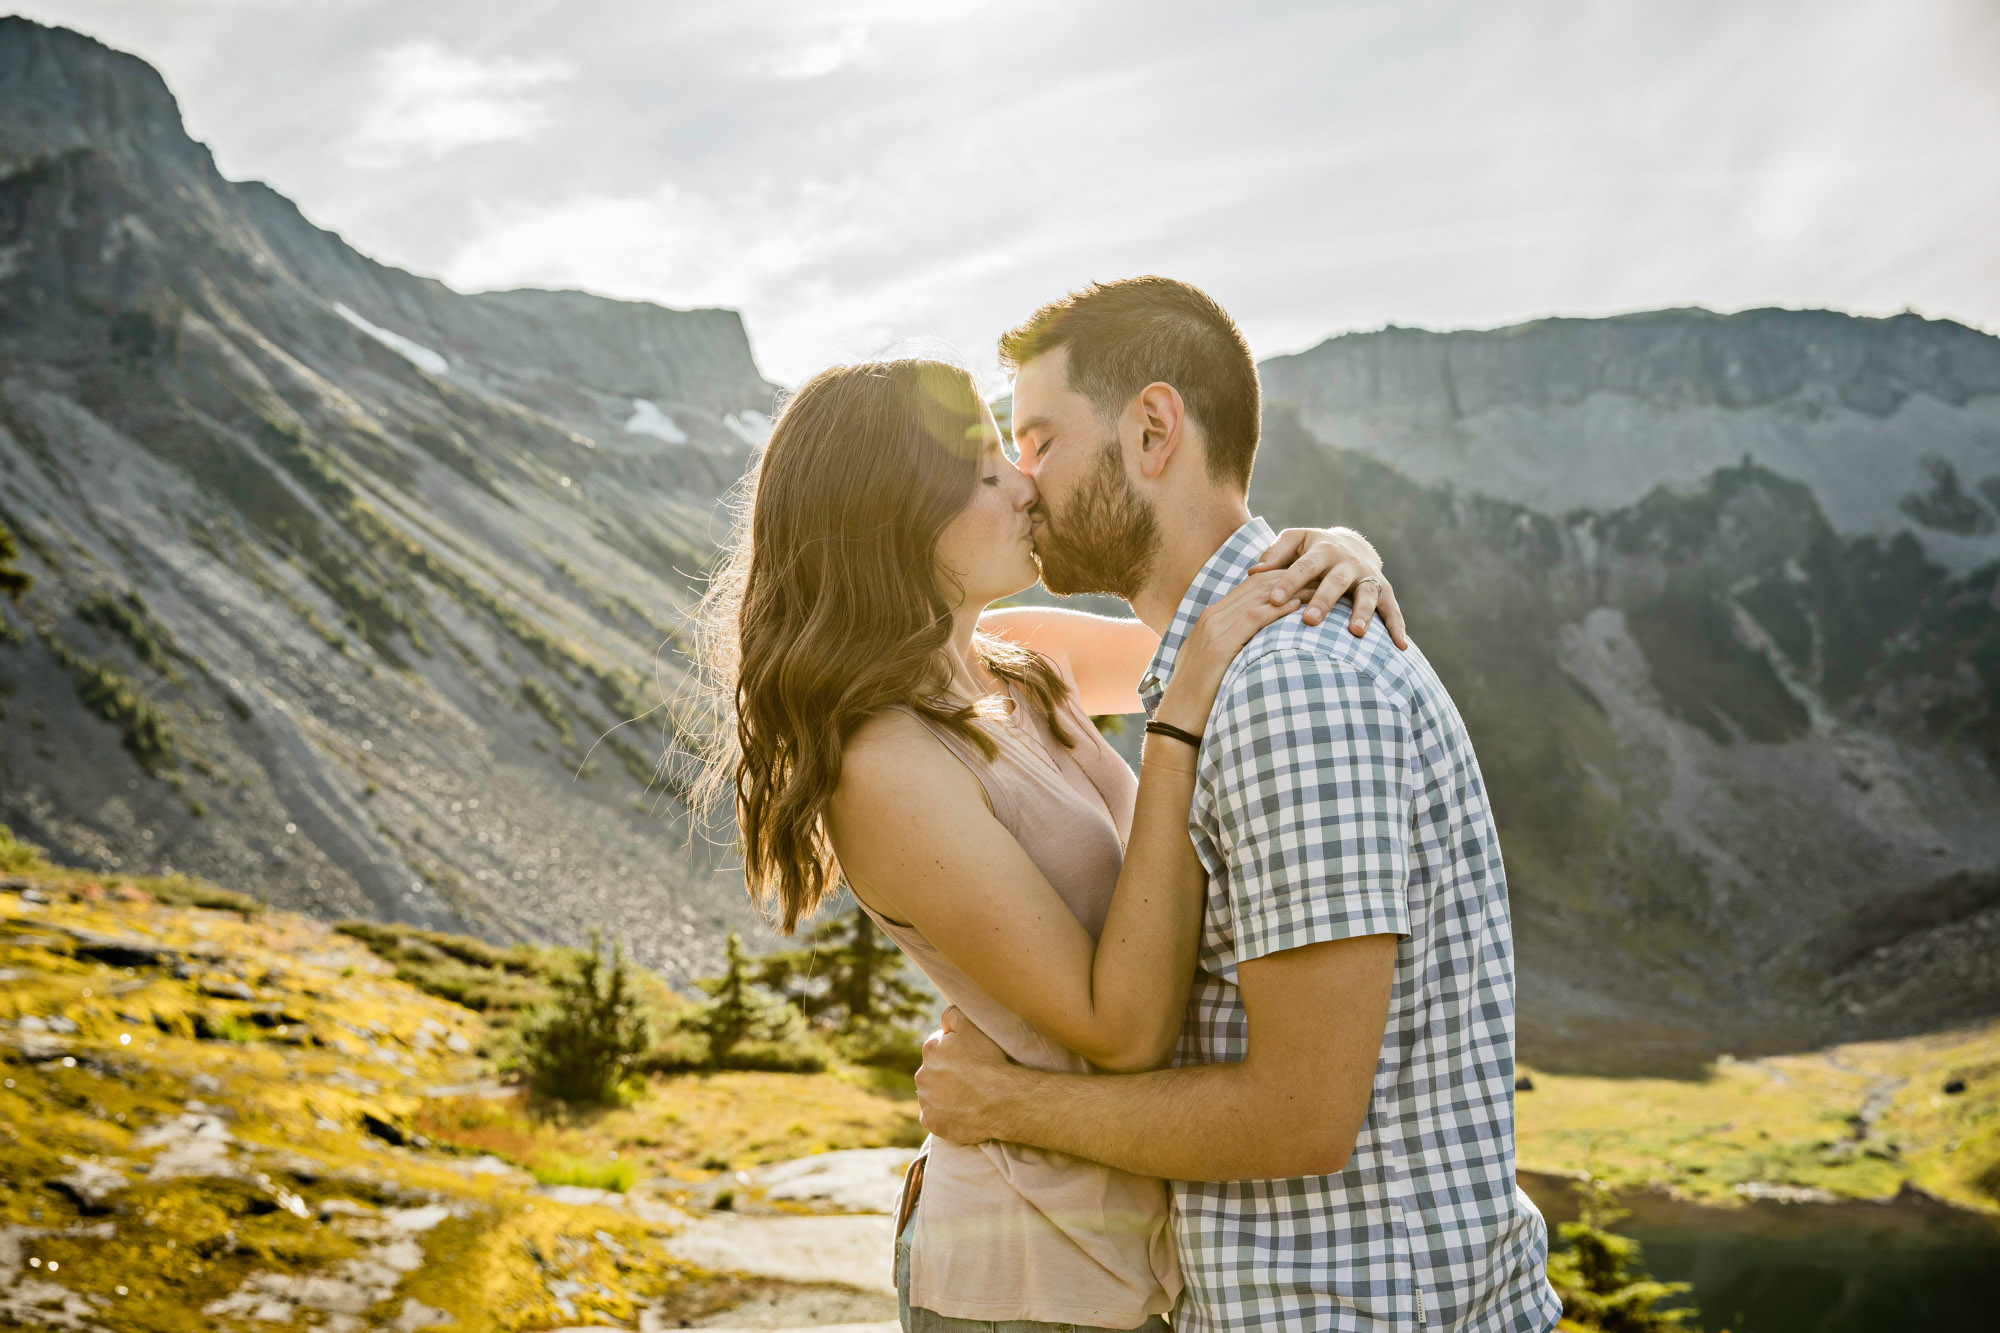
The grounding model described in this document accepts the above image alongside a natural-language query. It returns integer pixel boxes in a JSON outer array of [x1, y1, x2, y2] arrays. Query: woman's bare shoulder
[[835, 710, 971, 808], [828, 710, 992, 872], [842, 706, 931, 763]]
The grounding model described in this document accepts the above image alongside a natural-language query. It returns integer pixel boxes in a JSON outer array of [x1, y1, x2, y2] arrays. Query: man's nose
[[1014, 469, 1039, 512]]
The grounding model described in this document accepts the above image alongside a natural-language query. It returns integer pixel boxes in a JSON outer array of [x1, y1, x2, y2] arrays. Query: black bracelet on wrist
[[1144, 719, 1203, 748]]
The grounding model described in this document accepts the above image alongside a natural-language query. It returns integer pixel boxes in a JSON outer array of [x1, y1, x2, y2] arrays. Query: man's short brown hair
[[998, 276, 1261, 489]]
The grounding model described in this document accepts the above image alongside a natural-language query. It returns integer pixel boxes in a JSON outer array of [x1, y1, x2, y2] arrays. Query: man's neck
[[1129, 496, 1254, 636]]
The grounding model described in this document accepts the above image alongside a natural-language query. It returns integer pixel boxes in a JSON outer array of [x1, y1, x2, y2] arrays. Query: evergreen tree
[[751, 935, 825, 1021], [1546, 1179, 1696, 1332], [752, 906, 931, 1056], [814, 908, 930, 1030], [689, 930, 801, 1065], [513, 930, 653, 1104]]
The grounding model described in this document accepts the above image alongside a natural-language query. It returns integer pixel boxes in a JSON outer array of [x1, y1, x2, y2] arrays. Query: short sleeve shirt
[[1138, 519, 1561, 1333]]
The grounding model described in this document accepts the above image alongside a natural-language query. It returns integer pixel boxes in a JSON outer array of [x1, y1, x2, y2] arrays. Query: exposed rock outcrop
[[1261, 309, 2000, 574], [0, 17, 777, 978]]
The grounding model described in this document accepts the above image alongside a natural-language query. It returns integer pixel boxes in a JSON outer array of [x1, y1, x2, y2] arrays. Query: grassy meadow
[[1, 821, 1993, 1332], [1517, 1024, 2000, 1211], [0, 838, 916, 1331]]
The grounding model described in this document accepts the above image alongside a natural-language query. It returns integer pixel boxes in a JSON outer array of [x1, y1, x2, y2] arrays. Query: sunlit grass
[[531, 1153, 637, 1192], [414, 1068, 921, 1183], [1516, 1020, 2000, 1210]]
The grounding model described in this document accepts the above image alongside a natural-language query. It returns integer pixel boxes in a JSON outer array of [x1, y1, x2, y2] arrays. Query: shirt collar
[[1138, 516, 1277, 717]]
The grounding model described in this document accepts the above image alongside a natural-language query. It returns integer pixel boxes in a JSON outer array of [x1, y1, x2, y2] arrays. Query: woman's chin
[[999, 566, 1039, 602]]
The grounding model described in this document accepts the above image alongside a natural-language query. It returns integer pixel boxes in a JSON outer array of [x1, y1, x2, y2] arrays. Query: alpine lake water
[[1523, 1174, 2000, 1332]]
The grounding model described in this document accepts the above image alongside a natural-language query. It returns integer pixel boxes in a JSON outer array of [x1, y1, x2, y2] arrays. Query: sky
[[9, 0, 1999, 388]]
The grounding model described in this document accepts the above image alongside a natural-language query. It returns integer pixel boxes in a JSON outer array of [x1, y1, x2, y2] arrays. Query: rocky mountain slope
[[1254, 315, 2000, 1066], [0, 18, 780, 980]]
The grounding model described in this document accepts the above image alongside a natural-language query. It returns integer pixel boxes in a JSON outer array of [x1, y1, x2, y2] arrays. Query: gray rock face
[[1263, 309, 2000, 418], [0, 18, 780, 982], [1261, 311, 2000, 574], [1252, 353, 2000, 1067]]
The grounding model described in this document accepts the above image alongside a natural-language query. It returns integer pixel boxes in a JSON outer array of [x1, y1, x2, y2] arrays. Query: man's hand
[[914, 1007, 1013, 1145], [1248, 526, 1409, 648]]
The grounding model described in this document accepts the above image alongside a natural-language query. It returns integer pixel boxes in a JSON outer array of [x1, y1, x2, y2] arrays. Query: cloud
[[442, 183, 855, 307], [25, 0, 1995, 385], [339, 40, 574, 168], [758, 23, 870, 80]]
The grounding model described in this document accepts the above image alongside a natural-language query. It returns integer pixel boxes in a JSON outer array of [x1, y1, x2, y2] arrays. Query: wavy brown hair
[[696, 359, 1074, 934]]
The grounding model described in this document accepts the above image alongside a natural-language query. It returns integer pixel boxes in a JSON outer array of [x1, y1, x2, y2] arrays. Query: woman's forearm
[[1073, 732, 1208, 1071], [979, 577, 1292, 1070]]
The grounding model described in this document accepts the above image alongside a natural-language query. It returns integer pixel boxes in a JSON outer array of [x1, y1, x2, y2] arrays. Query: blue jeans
[[895, 1208, 1173, 1333]]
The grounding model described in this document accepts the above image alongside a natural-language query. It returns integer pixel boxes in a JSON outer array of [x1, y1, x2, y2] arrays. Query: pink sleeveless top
[[858, 681, 1181, 1328]]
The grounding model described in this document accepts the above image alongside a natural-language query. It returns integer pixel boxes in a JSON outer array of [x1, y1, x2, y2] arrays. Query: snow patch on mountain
[[333, 303, 450, 377], [723, 410, 772, 447], [623, 399, 688, 444]]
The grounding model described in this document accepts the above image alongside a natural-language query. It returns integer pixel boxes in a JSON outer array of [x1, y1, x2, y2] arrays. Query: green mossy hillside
[[0, 843, 920, 1332], [1516, 1024, 2000, 1213]]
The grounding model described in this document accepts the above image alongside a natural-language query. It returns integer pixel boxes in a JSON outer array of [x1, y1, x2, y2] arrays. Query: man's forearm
[[981, 1057, 1352, 1182]]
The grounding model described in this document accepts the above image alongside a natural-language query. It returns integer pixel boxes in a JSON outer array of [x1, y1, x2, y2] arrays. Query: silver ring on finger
[[1356, 576, 1383, 592]]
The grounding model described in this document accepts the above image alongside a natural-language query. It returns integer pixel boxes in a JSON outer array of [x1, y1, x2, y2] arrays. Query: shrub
[[520, 677, 575, 746], [138, 872, 261, 915], [1546, 1179, 1696, 1331], [723, 1037, 830, 1073], [334, 921, 556, 1021], [71, 658, 177, 771], [512, 931, 653, 1104], [0, 823, 48, 874], [0, 520, 31, 601], [837, 1019, 924, 1074], [76, 592, 174, 675], [637, 1029, 709, 1074]]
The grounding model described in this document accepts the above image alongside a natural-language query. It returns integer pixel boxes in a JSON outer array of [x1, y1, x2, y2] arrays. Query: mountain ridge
[[1261, 307, 2000, 578], [1265, 306, 2000, 416]]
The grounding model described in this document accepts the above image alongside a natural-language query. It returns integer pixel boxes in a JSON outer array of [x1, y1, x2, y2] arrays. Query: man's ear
[[1132, 382, 1186, 481]]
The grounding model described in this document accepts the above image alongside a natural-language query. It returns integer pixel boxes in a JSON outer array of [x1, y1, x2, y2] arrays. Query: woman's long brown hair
[[696, 360, 1074, 933]]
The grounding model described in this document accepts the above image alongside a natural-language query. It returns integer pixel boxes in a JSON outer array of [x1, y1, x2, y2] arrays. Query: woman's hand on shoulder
[[1247, 527, 1409, 649], [1152, 570, 1303, 735]]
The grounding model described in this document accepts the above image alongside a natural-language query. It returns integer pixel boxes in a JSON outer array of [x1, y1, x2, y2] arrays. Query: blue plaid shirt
[[1139, 518, 1559, 1332]]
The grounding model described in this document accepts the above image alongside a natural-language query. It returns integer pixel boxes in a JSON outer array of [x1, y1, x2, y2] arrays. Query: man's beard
[[1032, 437, 1160, 601]]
